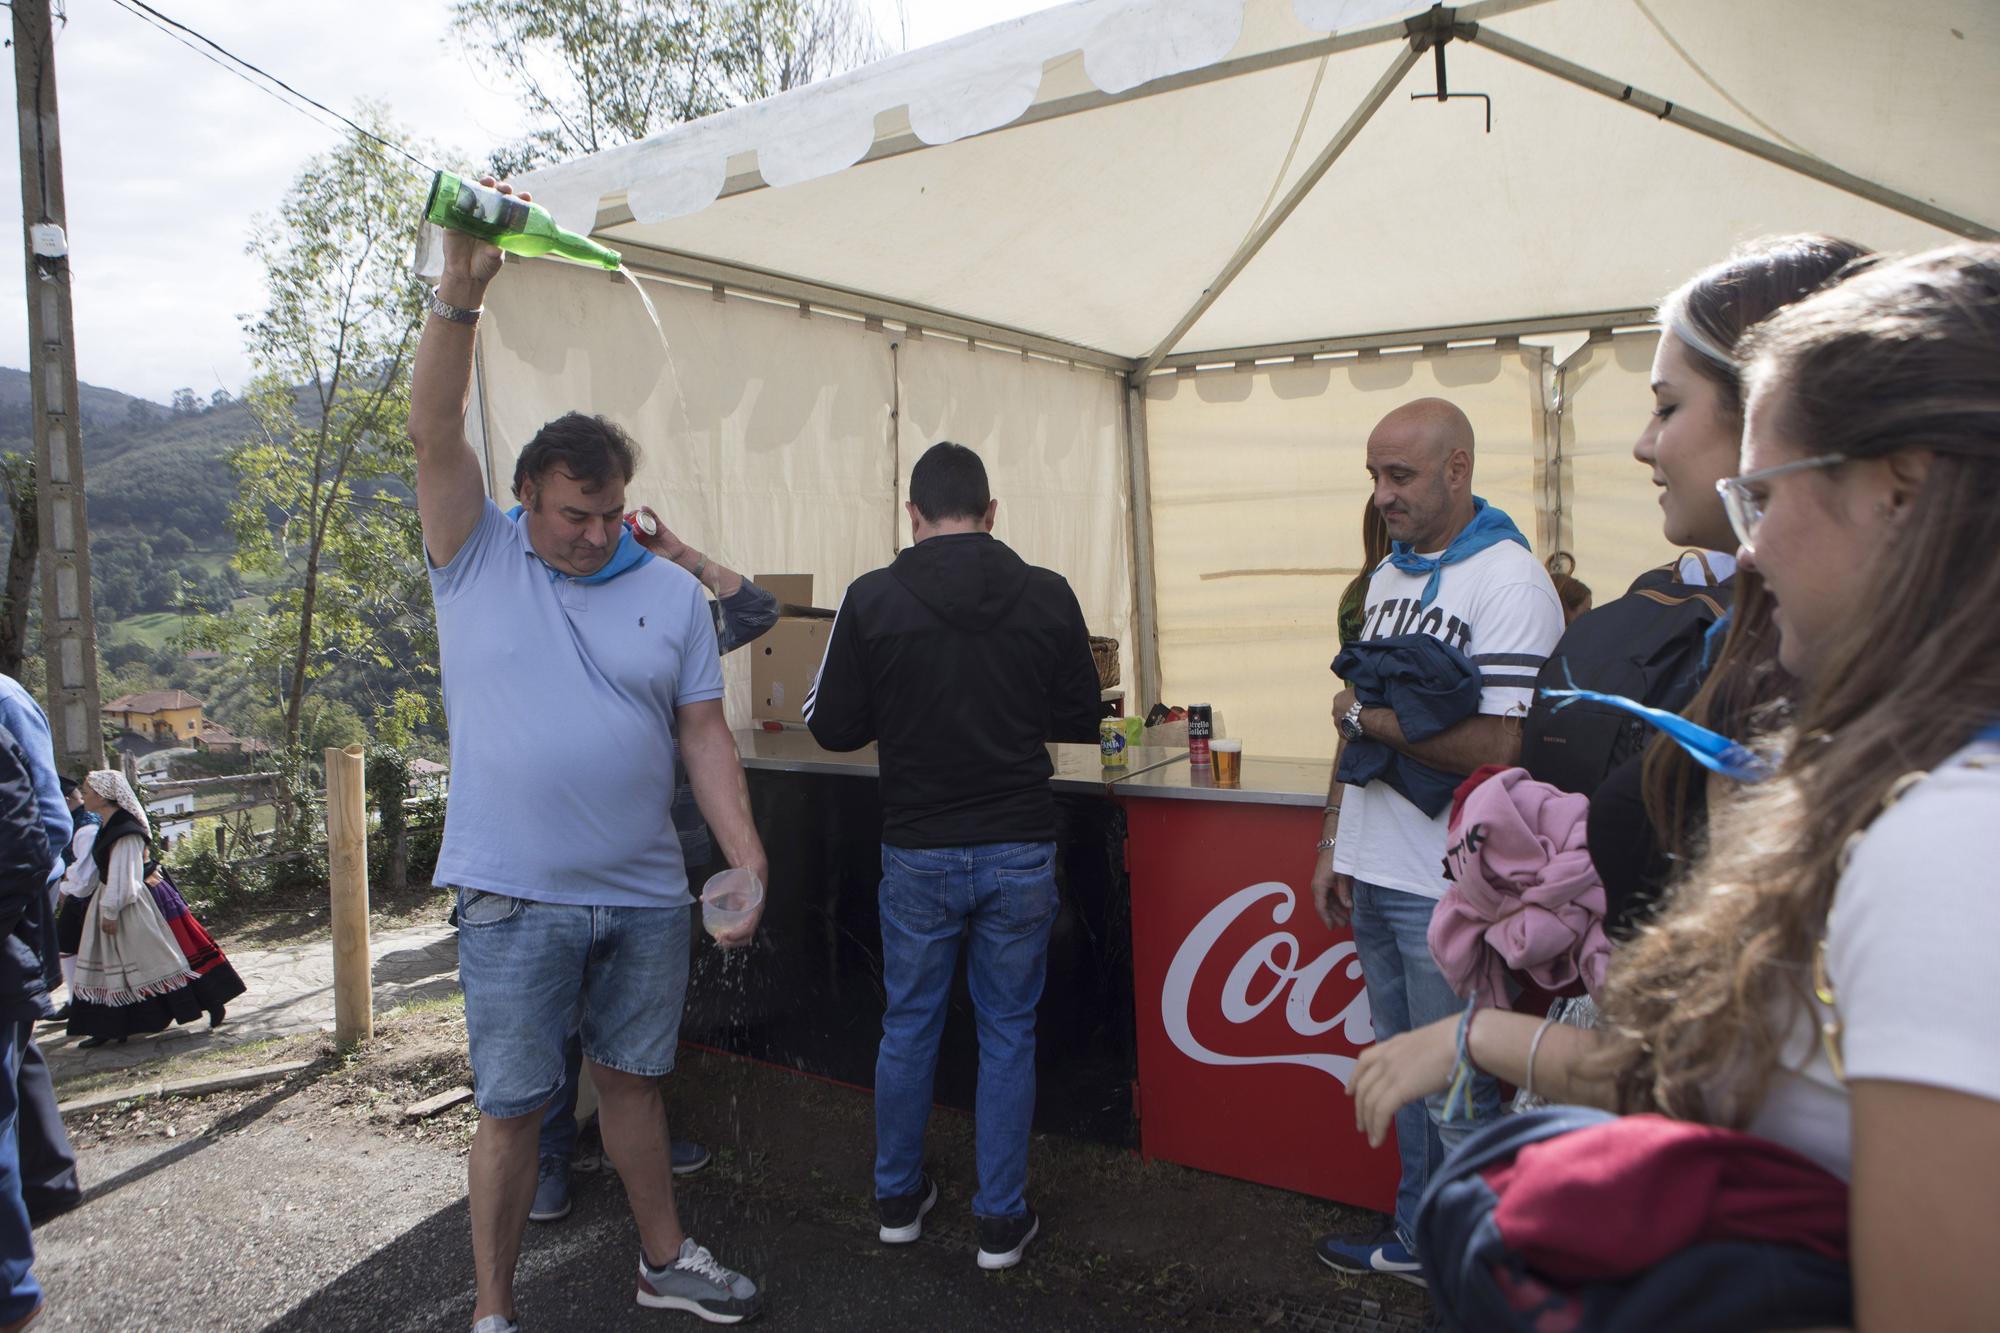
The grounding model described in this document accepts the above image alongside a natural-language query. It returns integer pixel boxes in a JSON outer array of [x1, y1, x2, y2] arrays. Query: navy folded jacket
[[1332, 633, 1483, 817]]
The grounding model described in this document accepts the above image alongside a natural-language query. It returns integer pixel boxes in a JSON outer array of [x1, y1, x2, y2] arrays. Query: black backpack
[[1519, 558, 1731, 798]]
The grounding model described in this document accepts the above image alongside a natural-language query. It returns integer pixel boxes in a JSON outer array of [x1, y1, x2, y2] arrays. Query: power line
[[105, 0, 439, 177]]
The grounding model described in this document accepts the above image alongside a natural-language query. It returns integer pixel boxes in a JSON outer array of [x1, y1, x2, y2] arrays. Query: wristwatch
[[419, 282, 482, 326], [1337, 699, 1367, 742]]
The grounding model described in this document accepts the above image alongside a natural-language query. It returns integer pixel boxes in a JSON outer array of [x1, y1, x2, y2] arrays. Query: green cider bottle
[[425, 171, 622, 271]]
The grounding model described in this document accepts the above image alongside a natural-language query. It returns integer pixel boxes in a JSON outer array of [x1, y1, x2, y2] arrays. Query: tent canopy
[[520, 0, 1996, 367], [482, 0, 1998, 756]]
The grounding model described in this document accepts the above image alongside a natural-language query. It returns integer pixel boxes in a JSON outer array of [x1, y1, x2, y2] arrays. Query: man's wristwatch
[[420, 282, 482, 326], [1337, 699, 1367, 742]]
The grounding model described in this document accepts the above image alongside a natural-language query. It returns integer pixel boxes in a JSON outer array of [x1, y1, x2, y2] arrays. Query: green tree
[[181, 113, 437, 755], [450, 0, 884, 173]]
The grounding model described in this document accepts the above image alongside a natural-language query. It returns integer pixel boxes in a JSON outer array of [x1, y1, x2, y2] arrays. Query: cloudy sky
[[0, 0, 1054, 404]]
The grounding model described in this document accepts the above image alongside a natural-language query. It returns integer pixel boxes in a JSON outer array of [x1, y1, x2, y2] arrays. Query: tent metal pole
[[608, 236, 1136, 373], [1134, 40, 1425, 380], [1123, 376, 1163, 715], [1461, 24, 1999, 242], [1153, 307, 1654, 372]]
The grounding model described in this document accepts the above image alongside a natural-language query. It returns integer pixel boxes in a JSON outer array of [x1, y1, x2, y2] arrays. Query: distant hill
[[0, 368, 234, 537], [0, 368, 288, 548]]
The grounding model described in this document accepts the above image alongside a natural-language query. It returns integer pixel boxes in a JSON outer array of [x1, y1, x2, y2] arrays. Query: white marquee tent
[[461, 0, 1999, 758]]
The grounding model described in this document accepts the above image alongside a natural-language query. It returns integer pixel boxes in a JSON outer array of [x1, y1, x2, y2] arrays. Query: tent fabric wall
[[474, 260, 1135, 725], [1144, 345, 1546, 761], [1554, 330, 1684, 599], [894, 337, 1134, 686]]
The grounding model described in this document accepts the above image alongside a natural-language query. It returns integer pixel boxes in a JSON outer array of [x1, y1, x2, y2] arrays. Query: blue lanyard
[[1540, 662, 1771, 782], [1541, 683, 2000, 785]]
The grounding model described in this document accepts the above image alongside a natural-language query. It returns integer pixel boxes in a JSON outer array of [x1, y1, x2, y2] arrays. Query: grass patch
[[51, 1027, 327, 1101], [103, 611, 187, 650], [380, 991, 466, 1023]]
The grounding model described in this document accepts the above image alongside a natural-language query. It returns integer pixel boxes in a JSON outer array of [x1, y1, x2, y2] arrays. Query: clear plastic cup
[[701, 867, 764, 939]]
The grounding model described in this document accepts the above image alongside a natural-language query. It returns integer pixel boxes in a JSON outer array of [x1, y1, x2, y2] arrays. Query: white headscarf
[[85, 769, 151, 837]]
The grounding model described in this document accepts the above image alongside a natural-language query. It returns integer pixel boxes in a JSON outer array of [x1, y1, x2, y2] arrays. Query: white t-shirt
[[1749, 740, 2000, 1180], [1331, 538, 1564, 899]]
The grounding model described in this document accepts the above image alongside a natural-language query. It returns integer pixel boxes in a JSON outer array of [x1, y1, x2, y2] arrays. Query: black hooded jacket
[[805, 531, 1102, 847]]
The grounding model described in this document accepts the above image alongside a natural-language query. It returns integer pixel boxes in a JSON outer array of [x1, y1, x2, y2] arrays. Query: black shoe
[[208, 1005, 227, 1029], [876, 1172, 938, 1245], [43, 1005, 68, 1023], [976, 1205, 1039, 1270], [25, 1188, 81, 1228], [76, 1035, 111, 1049]]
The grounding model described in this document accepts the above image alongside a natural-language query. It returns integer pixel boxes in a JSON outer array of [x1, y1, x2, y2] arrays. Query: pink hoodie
[[1429, 766, 1611, 1003]]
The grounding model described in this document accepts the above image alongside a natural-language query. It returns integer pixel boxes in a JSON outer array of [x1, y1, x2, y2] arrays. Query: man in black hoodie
[[805, 441, 1101, 1271]]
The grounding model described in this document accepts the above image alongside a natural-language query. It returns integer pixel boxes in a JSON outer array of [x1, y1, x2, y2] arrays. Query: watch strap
[[420, 283, 482, 326]]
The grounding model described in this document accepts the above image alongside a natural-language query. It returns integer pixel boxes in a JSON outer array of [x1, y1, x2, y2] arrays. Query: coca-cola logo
[[1162, 881, 1375, 1088]]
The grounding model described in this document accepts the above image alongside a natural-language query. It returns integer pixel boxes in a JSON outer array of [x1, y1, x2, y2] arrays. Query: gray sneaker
[[471, 1317, 519, 1333], [635, 1238, 762, 1323]]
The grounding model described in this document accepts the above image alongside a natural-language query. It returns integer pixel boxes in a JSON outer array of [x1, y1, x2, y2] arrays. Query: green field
[[102, 612, 188, 651]]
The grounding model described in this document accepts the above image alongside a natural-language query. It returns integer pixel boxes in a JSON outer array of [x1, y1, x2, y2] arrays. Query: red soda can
[[623, 508, 659, 538], [1188, 703, 1213, 766]]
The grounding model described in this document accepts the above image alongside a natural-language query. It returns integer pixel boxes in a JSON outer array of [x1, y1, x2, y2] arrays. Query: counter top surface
[[1110, 754, 1333, 806], [734, 729, 1331, 806]]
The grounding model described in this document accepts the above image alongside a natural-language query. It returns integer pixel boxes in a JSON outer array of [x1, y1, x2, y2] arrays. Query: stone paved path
[[42, 921, 461, 1083]]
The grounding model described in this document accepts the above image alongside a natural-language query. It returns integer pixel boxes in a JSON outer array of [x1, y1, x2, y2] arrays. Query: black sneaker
[[975, 1206, 1039, 1271], [877, 1172, 937, 1244]]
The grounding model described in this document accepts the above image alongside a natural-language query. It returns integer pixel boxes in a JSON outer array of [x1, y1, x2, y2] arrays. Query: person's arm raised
[[408, 176, 517, 569]]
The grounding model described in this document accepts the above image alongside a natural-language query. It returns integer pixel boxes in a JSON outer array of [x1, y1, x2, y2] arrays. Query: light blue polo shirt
[[429, 499, 724, 908]]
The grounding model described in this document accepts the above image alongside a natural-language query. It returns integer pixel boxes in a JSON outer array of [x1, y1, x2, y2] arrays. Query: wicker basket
[[1088, 636, 1121, 690]]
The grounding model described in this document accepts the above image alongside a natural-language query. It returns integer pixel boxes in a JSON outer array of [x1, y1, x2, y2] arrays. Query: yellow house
[[102, 690, 204, 744]]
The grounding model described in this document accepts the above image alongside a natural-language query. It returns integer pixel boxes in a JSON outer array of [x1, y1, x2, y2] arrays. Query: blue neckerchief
[[1979, 723, 2000, 743], [507, 505, 653, 584], [1387, 496, 1530, 609]]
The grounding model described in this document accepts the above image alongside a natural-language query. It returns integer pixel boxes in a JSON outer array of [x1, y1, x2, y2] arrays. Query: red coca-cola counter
[[1116, 756, 1398, 1212]]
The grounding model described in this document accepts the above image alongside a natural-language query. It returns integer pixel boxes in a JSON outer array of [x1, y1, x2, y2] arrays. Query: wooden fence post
[[325, 744, 372, 1047]]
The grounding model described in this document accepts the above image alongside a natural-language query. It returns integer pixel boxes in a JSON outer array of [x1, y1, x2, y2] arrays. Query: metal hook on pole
[[1407, 4, 1492, 133]]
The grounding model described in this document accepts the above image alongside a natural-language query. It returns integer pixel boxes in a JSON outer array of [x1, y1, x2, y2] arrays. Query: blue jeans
[[0, 1020, 40, 1323], [874, 841, 1058, 1220], [1350, 880, 1501, 1250]]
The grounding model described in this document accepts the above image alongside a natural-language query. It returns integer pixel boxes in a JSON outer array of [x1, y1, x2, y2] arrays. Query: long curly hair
[[1598, 243, 2000, 1123]]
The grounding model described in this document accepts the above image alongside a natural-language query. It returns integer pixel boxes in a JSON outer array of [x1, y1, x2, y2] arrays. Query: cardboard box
[[755, 574, 816, 614], [751, 617, 834, 723]]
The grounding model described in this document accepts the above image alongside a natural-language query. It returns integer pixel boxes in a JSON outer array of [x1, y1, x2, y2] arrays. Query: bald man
[[1310, 398, 1563, 1286]]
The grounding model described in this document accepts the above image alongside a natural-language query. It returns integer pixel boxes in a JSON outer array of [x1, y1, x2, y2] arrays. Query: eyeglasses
[[1714, 453, 1848, 550]]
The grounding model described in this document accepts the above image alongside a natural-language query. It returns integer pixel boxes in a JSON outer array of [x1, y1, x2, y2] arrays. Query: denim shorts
[[454, 887, 692, 1119]]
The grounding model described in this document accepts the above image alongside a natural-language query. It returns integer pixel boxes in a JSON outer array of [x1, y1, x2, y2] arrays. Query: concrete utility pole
[[13, 0, 105, 770]]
